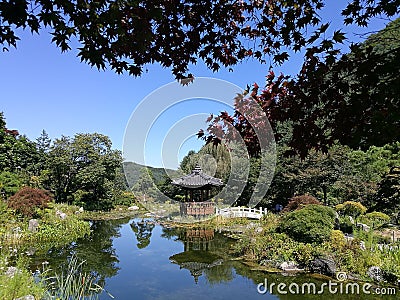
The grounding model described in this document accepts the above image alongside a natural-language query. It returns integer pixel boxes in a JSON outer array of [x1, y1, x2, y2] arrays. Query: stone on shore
[[15, 296, 35, 300], [367, 266, 382, 282], [310, 257, 336, 277], [28, 219, 39, 232]]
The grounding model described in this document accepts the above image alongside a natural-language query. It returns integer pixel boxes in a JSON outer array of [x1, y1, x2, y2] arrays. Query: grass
[[41, 255, 112, 300], [160, 215, 253, 229], [0, 202, 97, 299], [79, 206, 143, 221], [0, 252, 112, 300], [0, 253, 44, 300]]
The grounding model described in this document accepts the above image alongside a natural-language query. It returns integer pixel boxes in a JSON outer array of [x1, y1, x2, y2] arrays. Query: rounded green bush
[[280, 204, 336, 244], [359, 211, 391, 228], [335, 201, 367, 218]]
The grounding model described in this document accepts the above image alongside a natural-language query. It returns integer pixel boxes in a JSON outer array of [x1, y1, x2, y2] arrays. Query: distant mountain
[[123, 161, 181, 188]]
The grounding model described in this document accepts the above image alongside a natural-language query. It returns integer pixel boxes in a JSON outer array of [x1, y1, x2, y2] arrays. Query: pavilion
[[172, 165, 223, 217]]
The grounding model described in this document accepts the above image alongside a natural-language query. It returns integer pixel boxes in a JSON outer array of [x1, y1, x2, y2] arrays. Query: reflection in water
[[166, 227, 235, 284], [31, 218, 126, 291], [30, 219, 399, 300], [130, 219, 155, 249]]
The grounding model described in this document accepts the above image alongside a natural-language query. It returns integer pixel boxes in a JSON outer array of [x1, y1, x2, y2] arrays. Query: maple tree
[[202, 17, 400, 156], [1, 1, 399, 153], [0, 1, 397, 78], [8, 186, 52, 217], [282, 194, 321, 212]]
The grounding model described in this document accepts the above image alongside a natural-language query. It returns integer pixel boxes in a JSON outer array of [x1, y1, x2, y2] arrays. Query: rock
[[28, 219, 39, 232], [128, 205, 139, 211], [79, 207, 84, 213], [344, 234, 354, 243], [310, 258, 336, 277], [367, 266, 382, 282], [349, 216, 355, 224], [56, 210, 67, 220], [25, 247, 36, 256], [12, 227, 22, 233], [15, 295, 35, 300], [5, 266, 20, 278], [356, 223, 370, 232], [279, 261, 301, 271], [360, 241, 366, 251], [255, 227, 263, 234]]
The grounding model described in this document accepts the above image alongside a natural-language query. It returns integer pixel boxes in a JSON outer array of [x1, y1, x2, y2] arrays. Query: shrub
[[359, 211, 391, 228], [8, 187, 52, 217], [280, 205, 336, 244], [282, 195, 321, 212], [0, 253, 44, 299], [0, 171, 23, 198], [331, 230, 346, 250], [113, 191, 136, 206], [260, 213, 281, 233], [234, 232, 298, 262], [335, 201, 367, 218], [293, 243, 315, 266], [0, 199, 13, 225]]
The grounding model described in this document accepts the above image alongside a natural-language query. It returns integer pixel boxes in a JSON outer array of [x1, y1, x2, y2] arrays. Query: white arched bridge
[[215, 207, 268, 219]]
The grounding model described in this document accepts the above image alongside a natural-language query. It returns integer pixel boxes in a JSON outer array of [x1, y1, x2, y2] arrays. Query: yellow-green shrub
[[331, 230, 346, 250], [336, 201, 367, 218]]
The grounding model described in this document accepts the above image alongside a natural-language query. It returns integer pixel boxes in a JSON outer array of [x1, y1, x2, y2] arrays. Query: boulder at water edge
[[28, 219, 39, 232]]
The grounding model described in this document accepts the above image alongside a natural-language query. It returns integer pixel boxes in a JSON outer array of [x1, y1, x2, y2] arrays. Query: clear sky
[[0, 1, 395, 168]]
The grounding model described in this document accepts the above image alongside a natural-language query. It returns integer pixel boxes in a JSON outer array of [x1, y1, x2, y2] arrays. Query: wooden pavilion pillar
[[185, 190, 188, 202]]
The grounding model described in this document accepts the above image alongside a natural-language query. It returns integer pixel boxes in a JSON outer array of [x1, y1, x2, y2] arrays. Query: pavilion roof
[[172, 165, 223, 189]]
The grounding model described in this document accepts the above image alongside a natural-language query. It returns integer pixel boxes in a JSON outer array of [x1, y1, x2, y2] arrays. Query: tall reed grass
[[41, 255, 114, 300]]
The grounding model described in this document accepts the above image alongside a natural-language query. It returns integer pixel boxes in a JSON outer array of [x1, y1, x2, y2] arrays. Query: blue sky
[[0, 1, 395, 168]]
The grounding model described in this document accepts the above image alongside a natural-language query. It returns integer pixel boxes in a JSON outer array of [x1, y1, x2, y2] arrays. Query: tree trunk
[[322, 184, 327, 205]]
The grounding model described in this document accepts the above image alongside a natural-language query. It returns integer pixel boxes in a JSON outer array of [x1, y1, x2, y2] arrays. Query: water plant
[[0, 252, 44, 300], [41, 255, 113, 300]]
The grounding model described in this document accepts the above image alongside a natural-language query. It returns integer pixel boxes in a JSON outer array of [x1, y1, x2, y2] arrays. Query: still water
[[31, 218, 397, 300]]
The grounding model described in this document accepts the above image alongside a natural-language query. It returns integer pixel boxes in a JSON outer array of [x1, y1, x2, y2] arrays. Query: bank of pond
[[1, 208, 399, 300]]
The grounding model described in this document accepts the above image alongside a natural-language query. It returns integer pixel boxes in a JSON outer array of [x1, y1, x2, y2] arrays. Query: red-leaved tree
[[8, 187, 52, 217]]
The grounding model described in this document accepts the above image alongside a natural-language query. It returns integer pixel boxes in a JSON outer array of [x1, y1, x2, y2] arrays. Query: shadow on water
[[31, 218, 399, 300], [31, 218, 128, 289]]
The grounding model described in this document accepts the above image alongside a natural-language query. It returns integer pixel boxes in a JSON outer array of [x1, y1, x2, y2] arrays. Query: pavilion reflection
[[168, 227, 234, 284]]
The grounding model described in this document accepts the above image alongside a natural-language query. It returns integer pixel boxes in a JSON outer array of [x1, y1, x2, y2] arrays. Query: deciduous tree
[[45, 133, 122, 210]]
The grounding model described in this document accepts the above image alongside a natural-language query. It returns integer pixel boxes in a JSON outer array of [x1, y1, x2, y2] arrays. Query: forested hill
[[123, 162, 180, 188]]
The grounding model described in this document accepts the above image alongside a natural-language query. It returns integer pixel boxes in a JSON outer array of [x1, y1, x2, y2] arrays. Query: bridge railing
[[215, 207, 268, 219]]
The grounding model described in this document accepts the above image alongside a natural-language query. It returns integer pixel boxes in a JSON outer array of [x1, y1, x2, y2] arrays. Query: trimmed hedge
[[280, 204, 336, 244]]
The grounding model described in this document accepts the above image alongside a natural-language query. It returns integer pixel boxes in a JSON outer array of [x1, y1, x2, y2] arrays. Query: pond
[[31, 218, 398, 300]]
